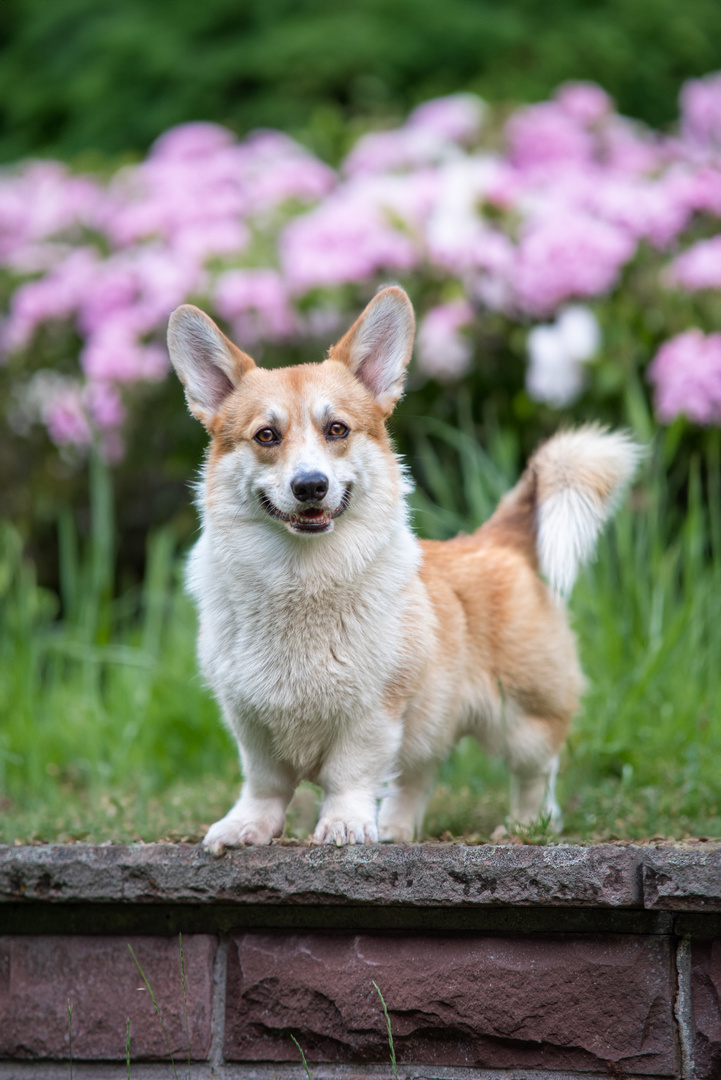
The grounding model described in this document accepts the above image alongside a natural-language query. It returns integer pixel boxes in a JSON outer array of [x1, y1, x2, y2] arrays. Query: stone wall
[[2, 842, 721, 1079]]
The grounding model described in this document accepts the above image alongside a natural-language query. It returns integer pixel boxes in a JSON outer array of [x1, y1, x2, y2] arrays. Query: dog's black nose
[[291, 472, 329, 503]]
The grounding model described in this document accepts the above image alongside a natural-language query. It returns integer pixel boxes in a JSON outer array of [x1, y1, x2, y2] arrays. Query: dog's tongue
[[299, 507, 324, 519]]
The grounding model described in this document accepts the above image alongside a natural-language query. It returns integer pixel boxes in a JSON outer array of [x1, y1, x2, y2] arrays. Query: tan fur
[[420, 537, 582, 724]]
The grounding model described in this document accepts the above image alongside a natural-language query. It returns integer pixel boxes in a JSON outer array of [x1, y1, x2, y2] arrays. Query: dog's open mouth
[[259, 487, 352, 534]]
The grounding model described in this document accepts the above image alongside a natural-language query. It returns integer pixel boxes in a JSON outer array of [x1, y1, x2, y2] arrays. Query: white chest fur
[[187, 512, 420, 775]]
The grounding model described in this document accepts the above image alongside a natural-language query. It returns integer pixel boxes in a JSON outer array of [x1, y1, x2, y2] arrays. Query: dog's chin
[[259, 488, 352, 536]]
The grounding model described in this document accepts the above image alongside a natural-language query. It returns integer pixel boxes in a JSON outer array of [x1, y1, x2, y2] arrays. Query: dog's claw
[[313, 817, 378, 845]]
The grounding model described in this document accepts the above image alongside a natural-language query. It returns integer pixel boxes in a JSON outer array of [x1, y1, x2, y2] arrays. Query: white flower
[[556, 304, 602, 362], [526, 305, 601, 407]]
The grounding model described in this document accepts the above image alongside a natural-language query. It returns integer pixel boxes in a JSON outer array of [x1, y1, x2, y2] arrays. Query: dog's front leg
[[313, 787, 379, 846], [313, 721, 399, 846], [203, 737, 296, 854]]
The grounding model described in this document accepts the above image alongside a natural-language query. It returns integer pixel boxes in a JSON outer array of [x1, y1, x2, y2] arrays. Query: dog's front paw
[[203, 815, 276, 854], [313, 817, 379, 846]]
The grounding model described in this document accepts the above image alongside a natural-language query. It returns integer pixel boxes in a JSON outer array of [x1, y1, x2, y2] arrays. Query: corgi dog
[[167, 286, 640, 850]]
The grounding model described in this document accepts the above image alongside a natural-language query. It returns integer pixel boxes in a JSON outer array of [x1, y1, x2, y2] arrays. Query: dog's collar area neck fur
[[258, 486, 353, 534]]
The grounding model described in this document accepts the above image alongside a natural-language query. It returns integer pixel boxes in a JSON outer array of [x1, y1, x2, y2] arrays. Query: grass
[[2, 426, 721, 845], [291, 1035, 314, 1080], [129, 943, 180, 1080], [112, 935, 399, 1079], [374, 983, 399, 1080]]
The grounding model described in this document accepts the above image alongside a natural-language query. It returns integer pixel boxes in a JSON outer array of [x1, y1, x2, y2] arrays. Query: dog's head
[[167, 287, 415, 537]]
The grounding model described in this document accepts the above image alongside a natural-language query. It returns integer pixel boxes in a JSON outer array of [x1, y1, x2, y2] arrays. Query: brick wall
[[2, 842, 721, 1079]]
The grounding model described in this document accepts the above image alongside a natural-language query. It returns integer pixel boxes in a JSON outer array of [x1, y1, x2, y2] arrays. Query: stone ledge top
[[2, 841, 721, 911]]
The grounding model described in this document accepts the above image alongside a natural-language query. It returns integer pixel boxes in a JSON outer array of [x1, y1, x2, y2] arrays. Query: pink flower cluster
[[2, 74, 721, 452], [1, 124, 333, 454], [680, 72, 721, 152], [9, 370, 125, 461], [668, 236, 721, 291], [344, 94, 485, 175], [0, 161, 103, 271], [417, 300, 475, 380], [649, 331, 721, 426]]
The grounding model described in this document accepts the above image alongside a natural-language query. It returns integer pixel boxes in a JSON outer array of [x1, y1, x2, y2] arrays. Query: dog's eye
[[254, 427, 280, 445], [327, 422, 349, 439]]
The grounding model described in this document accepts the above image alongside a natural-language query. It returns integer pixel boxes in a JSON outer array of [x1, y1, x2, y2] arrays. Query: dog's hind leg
[[500, 711, 568, 835], [378, 762, 438, 842], [508, 753, 562, 829]]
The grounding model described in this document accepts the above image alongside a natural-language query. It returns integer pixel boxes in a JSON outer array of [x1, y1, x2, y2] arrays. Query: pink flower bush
[[2, 73, 721, 456], [602, 116, 663, 174], [43, 379, 125, 460], [0, 162, 103, 271], [344, 94, 484, 176], [513, 214, 634, 316], [507, 101, 596, 173], [80, 324, 167, 384], [104, 125, 334, 251], [676, 164, 721, 217], [555, 82, 612, 125], [280, 182, 418, 292], [680, 72, 721, 151], [3, 248, 99, 352], [410, 94, 486, 143], [648, 331, 721, 425], [668, 237, 721, 291], [417, 300, 475, 380], [214, 269, 296, 347], [11, 371, 125, 460], [44, 384, 93, 449], [589, 173, 694, 248]]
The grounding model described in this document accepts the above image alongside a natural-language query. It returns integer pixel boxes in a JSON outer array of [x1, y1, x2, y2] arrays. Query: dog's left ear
[[330, 286, 415, 415]]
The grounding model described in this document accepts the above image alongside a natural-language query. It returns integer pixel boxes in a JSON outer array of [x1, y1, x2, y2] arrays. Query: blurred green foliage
[[1, 0, 721, 163]]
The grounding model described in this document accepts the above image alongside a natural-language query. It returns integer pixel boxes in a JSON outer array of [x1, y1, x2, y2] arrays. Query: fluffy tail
[[485, 425, 643, 599]]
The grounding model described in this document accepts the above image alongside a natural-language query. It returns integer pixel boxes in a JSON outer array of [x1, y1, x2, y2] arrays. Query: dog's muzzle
[[258, 486, 352, 534]]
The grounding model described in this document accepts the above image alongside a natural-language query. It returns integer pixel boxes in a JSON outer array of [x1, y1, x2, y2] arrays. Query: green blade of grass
[[373, 982, 398, 1080], [128, 944, 179, 1080], [290, 1034, 313, 1080]]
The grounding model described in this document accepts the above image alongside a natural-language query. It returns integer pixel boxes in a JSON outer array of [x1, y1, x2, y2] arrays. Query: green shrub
[[2, 0, 721, 163]]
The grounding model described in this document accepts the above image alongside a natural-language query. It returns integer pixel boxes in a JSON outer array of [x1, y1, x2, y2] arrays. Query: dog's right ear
[[167, 305, 255, 428]]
